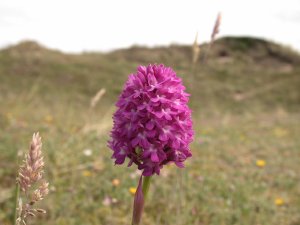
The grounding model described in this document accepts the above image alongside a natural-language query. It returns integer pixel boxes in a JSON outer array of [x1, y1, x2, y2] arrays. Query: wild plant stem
[[131, 176, 152, 225], [142, 176, 151, 199], [13, 183, 20, 225]]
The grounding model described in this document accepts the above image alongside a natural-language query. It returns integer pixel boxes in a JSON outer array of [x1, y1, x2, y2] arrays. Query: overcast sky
[[1, 0, 300, 53]]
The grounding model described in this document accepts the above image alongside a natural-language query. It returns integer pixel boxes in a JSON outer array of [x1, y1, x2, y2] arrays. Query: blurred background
[[0, 0, 299, 225]]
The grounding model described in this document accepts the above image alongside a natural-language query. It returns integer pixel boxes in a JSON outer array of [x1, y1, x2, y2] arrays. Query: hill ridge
[[2, 36, 300, 62]]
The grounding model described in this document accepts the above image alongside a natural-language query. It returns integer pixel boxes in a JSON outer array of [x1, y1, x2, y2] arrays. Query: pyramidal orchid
[[108, 64, 193, 224]]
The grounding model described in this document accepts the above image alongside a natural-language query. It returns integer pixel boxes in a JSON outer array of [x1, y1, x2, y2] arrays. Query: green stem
[[142, 176, 151, 199], [131, 176, 152, 225], [13, 183, 20, 225]]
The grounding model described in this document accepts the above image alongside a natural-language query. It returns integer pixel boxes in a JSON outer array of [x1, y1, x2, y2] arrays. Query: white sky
[[1, 0, 300, 53]]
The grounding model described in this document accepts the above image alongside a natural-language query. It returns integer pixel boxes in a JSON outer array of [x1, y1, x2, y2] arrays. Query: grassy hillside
[[1, 37, 299, 114], [0, 37, 299, 225]]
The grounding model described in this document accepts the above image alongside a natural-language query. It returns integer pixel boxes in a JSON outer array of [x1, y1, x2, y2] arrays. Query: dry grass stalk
[[201, 12, 222, 63], [192, 32, 201, 64], [16, 133, 49, 225], [90, 88, 106, 108], [211, 12, 222, 43], [18, 133, 44, 192]]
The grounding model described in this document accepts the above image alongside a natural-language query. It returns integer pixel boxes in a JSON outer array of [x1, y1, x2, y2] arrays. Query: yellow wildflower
[[239, 134, 246, 142], [6, 112, 15, 124], [256, 160, 266, 168], [129, 187, 137, 195], [274, 198, 284, 206], [82, 170, 92, 177], [44, 115, 53, 124], [6, 112, 13, 120], [273, 127, 288, 138], [112, 179, 120, 187]]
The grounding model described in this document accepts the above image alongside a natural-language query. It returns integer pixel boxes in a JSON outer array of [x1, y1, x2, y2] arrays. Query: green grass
[[0, 37, 300, 225]]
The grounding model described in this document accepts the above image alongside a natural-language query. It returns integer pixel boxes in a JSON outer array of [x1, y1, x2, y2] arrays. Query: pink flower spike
[[108, 64, 194, 176]]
